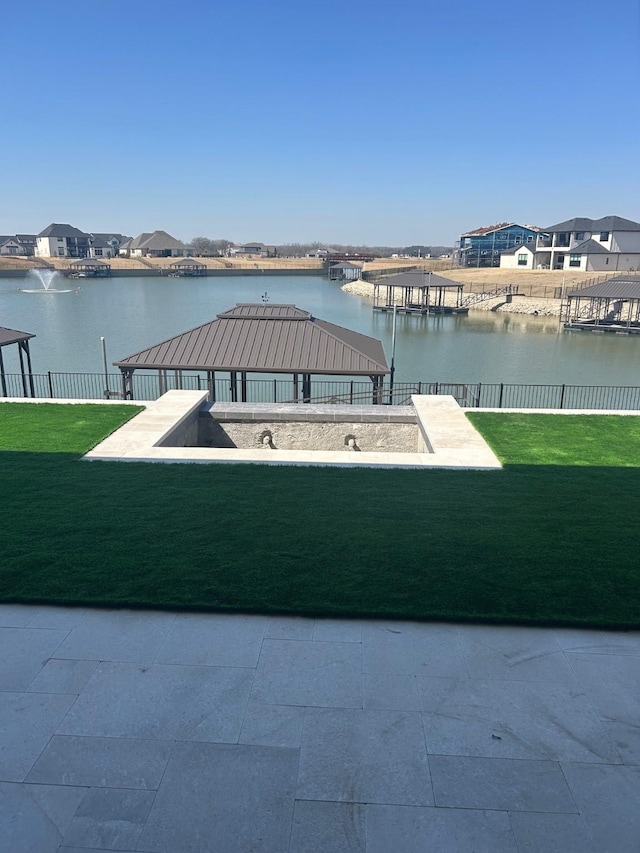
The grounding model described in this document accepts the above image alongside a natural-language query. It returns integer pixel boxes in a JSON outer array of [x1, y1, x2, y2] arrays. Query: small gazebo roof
[[115, 303, 389, 376], [169, 257, 206, 268], [69, 258, 109, 267], [330, 261, 361, 270], [569, 277, 640, 300], [0, 326, 35, 346]]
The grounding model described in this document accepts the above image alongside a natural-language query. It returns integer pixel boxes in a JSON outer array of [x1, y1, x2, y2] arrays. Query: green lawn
[[1, 403, 639, 628]]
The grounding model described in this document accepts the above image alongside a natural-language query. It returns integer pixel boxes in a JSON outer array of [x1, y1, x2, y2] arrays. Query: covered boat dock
[[372, 271, 468, 315], [114, 303, 390, 403], [67, 258, 110, 277], [563, 275, 640, 333], [167, 258, 207, 277]]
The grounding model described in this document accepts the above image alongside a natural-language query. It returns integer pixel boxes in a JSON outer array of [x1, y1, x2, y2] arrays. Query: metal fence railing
[[2, 372, 640, 411]]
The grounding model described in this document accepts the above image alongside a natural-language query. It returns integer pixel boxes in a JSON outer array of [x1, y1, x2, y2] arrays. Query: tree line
[[188, 237, 452, 258]]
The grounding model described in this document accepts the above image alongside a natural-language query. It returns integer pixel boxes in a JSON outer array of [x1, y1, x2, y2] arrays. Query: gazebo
[[563, 275, 640, 333], [115, 303, 390, 403], [0, 326, 35, 397], [68, 258, 110, 277], [372, 271, 467, 315], [167, 258, 207, 277]]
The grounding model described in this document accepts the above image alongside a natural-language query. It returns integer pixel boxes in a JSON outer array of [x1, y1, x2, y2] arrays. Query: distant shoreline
[[0, 267, 326, 279]]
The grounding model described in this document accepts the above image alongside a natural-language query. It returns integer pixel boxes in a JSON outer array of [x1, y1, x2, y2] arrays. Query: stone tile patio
[[0, 604, 638, 852]]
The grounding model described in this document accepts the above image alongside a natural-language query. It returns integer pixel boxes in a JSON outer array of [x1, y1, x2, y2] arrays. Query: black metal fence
[[3, 371, 640, 411]]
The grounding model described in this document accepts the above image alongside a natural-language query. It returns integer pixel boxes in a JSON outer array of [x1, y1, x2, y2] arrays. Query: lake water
[[1, 273, 639, 386]]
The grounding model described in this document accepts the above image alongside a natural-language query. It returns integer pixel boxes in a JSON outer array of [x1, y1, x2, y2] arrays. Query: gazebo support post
[[302, 373, 311, 403], [208, 371, 215, 403], [18, 343, 28, 397], [241, 371, 247, 402], [230, 371, 238, 402], [23, 341, 35, 397], [120, 369, 133, 400], [292, 373, 298, 403], [0, 347, 7, 397], [371, 375, 382, 405]]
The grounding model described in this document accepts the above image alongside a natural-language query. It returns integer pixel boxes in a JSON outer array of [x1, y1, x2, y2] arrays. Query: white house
[[499, 244, 537, 269], [35, 223, 90, 258], [500, 216, 640, 272], [119, 231, 187, 258]]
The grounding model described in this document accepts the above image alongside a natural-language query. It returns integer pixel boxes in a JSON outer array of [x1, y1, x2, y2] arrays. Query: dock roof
[[376, 271, 464, 289], [569, 276, 640, 300], [115, 303, 389, 376]]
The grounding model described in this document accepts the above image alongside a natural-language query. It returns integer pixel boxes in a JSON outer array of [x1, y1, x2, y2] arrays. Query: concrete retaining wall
[[200, 418, 417, 452]]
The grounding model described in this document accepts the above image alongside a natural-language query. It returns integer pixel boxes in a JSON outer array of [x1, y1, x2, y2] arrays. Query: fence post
[[273, 379, 277, 402], [418, 381, 422, 395], [47, 371, 53, 398], [559, 384, 566, 409], [435, 382, 439, 395], [350, 381, 353, 404], [498, 382, 504, 408], [476, 383, 481, 407]]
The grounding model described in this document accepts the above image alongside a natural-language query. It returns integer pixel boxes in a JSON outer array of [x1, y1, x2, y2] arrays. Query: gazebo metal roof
[[0, 326, 35, 397], [0, 326, 35, 347], [115, 304, 389, 376], [376, 271, 464, 289]]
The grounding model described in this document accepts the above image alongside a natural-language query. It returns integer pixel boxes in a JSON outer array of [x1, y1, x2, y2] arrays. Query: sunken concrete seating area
[[83, 391, 502, 469]]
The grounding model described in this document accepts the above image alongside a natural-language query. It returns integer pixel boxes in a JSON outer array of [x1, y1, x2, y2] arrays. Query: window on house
[[517, 254, 528, 266], [527, 235, 533, 242], [95, 249, 103, 256], [600, 232, 610, 241], [569, 254, 581, 267], [575, 232, 584, 240], [57, 248, 64, 256], [606, 258, 610, 265], [57, 237, 64, 242]]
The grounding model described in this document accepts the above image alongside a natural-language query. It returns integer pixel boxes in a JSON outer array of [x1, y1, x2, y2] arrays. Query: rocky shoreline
[[341, 279, 562, 316]]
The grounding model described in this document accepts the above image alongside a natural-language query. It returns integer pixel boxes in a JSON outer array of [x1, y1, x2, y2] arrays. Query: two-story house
[[35, 224, 91, 258], [531, 216, 640, 272], [457, 223, 540, 267]]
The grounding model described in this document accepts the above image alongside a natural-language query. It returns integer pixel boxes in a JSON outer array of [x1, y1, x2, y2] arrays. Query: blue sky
[[2, 0, 638, 245]]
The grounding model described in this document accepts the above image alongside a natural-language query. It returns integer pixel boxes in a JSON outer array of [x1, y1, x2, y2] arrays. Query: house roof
[[569, 239, 610, 255], [89, 233, 130, 248], [500, 244, 535, 255], [126, 230, 186, 251], [37, 223, 87, 239], [0, 326, 35, 347], [15, 235, 37, 244], [461, 222, 541, 237], [115, 303, 389, 376], [569, 276, 640, 300], [543, 216, 640, 233]]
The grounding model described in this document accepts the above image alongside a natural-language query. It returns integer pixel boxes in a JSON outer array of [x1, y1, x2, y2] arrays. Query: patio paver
[[0, 604, 638, 851]]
